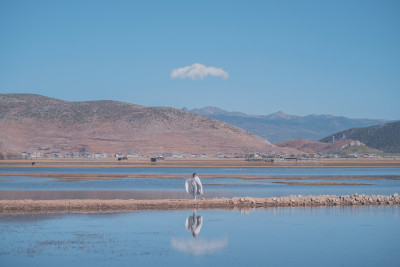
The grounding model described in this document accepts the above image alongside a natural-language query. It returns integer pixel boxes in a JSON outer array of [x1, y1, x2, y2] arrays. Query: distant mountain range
[[190, 107, 388, 143], [2, 95, 395, 158], [0, 94, 296, 157], [320, 121, 400, 153]]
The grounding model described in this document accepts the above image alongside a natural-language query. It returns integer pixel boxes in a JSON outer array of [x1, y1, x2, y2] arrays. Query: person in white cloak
[[185, 172, 203, 200], [185, 210, 203, 238]]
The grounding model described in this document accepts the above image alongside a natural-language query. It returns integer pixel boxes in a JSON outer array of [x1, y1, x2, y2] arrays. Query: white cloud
[[171, 63, 229, 80]]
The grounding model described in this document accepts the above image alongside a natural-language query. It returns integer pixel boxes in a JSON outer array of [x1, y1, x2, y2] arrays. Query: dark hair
[[193, 172, 197, 177]]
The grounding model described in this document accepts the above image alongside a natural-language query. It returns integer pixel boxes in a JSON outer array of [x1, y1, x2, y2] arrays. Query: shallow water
[[0, 206, 399, 267], [1, 167, 400, 199], [1, 179, 400, 200], [2, 166, 400, 176]]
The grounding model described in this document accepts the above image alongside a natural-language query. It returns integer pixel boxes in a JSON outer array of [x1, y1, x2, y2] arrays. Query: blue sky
[[1, 0, 399, 119]]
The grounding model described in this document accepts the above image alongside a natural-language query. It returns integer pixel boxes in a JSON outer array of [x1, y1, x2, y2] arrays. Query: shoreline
[[1, 158, 399, 169], [1, 194, 399, 214], [1, 172, 400, 181]]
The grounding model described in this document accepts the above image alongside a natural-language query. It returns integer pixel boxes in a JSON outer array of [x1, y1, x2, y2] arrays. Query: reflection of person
[[185, 210, 203, 238], [185, 172, 203, 200]]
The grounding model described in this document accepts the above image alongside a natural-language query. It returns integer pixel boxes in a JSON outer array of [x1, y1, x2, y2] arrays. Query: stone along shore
[[0, 193, 399, 214]]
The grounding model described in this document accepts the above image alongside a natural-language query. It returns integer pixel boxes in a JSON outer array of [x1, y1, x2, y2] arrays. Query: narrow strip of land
[[1, 194, 398, 214], [1, 158, 399, 168], [1, 172, 399, 181], [272, 182, 373, 185]]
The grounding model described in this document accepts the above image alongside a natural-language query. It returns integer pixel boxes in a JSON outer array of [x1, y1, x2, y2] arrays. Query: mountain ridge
[[320, 121, 400, 153], [189, 106, 388, 143], [275, 139, 384, 156], [190, 106, 387, 121], [0, 94, 297, 157]]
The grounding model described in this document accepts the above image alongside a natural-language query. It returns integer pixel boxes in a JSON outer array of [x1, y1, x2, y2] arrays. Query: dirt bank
[[272, 182, 373, 185], [0, 194, 399, 214]]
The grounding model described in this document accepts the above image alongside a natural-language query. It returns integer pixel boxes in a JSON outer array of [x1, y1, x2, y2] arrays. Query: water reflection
[[171, 211, 228, 256], [1, 207, 399, 266], [171, 237, 229, 256], [185, 210, 203, 237]]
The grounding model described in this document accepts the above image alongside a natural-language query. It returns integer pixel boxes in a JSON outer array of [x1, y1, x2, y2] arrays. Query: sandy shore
[[1, 194, 399, 214]]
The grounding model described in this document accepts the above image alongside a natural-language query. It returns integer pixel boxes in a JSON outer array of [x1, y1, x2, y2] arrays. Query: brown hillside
[[275, 139, 353, 154], [0, 94, 295, 157]]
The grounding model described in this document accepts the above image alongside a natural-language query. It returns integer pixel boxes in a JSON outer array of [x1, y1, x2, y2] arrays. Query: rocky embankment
[[0, 194, 399, 214]]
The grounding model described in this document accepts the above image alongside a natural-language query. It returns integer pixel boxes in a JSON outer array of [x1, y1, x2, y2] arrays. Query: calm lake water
[[1, 206, 399, 267], [1, 167, 400, 199], [1, 167, 400, 266]]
